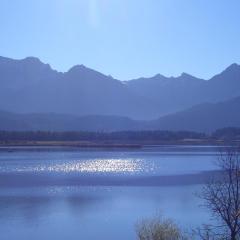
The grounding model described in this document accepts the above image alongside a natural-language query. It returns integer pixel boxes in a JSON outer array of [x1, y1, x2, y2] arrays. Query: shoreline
[[0, 139, 229, 149]]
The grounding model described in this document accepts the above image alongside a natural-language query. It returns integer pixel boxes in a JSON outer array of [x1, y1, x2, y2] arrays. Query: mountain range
[[0, 95, 240, 132], [0, 56, 240, 132]]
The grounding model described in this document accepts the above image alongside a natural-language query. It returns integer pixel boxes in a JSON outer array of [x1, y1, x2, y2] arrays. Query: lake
[[0, 145, 221, 240]]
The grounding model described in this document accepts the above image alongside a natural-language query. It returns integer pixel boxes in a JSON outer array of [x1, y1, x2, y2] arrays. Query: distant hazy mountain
[[0, 56, 240, 120], [126, 63, 240, 115], [126, 73, 205, 115], [1, 96, 240, 132], [152, 96, 240, 132], [0, 56, 157, 120], [0, 110, 147, 132]]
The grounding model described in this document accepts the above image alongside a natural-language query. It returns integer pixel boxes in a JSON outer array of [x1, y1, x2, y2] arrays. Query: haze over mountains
[[0, 56, 157, 120], [0, 56, 240, 132], [127, 63, 240, 115]]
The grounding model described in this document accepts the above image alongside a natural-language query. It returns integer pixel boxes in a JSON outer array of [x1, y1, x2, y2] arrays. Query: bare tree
[[201, 147, 240, 240]]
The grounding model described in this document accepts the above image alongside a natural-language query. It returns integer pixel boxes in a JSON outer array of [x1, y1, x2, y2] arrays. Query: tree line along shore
[[0, 127, 239, 147]]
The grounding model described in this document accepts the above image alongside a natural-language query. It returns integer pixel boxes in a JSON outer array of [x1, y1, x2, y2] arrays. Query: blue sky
[[0, 0, 240, 80]]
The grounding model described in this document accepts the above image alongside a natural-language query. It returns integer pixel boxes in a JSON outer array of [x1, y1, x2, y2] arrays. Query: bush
[[136, 216, 187, 240]]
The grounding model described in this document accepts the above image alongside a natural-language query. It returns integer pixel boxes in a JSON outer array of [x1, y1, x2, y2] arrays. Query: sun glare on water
[[8, 158, 148, 174], [45, 159, 143, 173]]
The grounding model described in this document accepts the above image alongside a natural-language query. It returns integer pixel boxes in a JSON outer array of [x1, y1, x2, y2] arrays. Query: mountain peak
[[153, 73, 166, 78], [21, 56, 42, 64], [180, 72, 192, 78], [67, 64, 88, 73], [66, 64, 112, 82], [210, 63, 240, 82], [177, 72, 199, 81], [225, 63, 240, 72], [20, 57, 54, 72]]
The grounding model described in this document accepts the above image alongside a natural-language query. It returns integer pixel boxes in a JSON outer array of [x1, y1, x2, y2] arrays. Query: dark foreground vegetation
[[136, 147, 240, 240], [0, 127, 239, 147]]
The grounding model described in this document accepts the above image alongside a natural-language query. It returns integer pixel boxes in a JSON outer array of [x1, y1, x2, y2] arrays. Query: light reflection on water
[[0, 147, 218, 175], [0, 158, 157, 175], [15, 158, 148, 173]]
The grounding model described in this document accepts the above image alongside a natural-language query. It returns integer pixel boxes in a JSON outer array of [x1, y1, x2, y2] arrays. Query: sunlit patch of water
[[0, 158, 156, 174], [44, 159, 142, 173]]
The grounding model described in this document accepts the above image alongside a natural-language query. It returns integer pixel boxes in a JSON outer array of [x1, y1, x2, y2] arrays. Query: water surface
[[0, 146, 219, 240]]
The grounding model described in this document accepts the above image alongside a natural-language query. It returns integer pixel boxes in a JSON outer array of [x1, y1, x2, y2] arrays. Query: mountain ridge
[[1, 55, 239, 80], [0, 56, 240, 120]]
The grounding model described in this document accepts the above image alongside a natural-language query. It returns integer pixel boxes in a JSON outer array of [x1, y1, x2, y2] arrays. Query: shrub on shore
[[136, 216, 188, 240]]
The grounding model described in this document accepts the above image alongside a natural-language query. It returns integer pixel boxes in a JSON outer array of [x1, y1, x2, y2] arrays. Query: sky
[[0, 0, 240, 80]]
